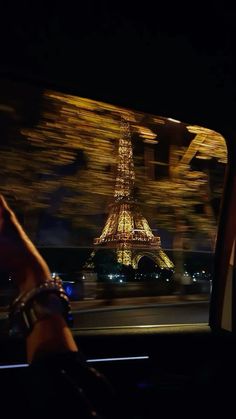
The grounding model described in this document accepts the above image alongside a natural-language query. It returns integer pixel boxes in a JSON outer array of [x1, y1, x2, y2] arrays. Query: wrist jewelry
[[9, 278, 73, 337]]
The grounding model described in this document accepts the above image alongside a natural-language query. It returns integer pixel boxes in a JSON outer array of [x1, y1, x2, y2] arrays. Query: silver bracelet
[[9, 279, 73, 337]]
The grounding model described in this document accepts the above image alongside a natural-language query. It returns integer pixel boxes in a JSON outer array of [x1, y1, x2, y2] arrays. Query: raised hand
[[0, 195, 51, 293]]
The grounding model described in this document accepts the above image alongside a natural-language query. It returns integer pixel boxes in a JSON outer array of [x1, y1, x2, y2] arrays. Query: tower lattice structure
[[93, 117, 174, 270]]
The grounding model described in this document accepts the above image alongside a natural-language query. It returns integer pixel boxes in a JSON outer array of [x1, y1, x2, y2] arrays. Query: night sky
[[0, 2, 235, 131]]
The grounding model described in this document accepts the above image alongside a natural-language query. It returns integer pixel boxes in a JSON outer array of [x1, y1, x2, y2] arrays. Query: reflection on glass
[[0, 80, 227, 327]]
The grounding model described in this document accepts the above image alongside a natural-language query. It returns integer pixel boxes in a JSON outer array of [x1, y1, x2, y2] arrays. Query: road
[[0, 301, 209, 333], [71, 301, 209, 329]]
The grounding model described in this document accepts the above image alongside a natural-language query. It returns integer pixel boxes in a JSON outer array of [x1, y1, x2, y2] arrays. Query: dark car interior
[[1, 4, 236, 418], [1, 325, 236, 417]]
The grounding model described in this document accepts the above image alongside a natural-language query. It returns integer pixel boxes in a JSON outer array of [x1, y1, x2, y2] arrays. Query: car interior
[[0, 7, 236, 416], [0, 74, 235, 419]]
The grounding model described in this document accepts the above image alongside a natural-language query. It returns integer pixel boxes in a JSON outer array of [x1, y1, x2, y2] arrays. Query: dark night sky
[[0, 2, 236, 131]]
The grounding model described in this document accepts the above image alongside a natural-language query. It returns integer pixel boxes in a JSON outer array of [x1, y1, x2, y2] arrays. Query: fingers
[[0, 194, 18, 226], [0, 194, 12, 212], [0, 194, 31, 243], [0, 195, 28, 266], [0, 195, 18, 223], [0, 194, 13, 228], [0, 194, 51, 290], [0, 194, 36, 263]]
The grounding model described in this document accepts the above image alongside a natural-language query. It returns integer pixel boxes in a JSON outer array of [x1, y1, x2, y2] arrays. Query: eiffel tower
[[91, 116, 174, 271]]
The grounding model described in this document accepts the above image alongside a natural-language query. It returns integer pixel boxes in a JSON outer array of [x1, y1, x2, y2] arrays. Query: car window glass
[[0, 80, 227, 333]]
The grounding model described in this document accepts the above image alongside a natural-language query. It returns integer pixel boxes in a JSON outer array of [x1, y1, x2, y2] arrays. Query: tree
[[0, 89, 227, 260]]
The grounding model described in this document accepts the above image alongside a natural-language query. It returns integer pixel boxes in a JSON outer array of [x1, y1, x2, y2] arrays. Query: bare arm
[[0, 195, 78, 363]]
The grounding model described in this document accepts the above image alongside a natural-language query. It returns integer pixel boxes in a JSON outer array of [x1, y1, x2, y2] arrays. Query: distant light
[[109, 274, 113, 279], [143, 139, 158, 144], [167, 118, 181, 123], [52, 272, 56, 278], [82, 276, 85, 280], [196, 154, 212, 160], [119, 279, 123, 283], [9, 276, 12, 281], [166, 279, 170, 282], [65, 285, 73, 296], [202, 270, 205, 273]]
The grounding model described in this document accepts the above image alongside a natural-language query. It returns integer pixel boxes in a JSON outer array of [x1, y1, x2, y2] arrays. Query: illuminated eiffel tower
[[92, 117, 174, 270]]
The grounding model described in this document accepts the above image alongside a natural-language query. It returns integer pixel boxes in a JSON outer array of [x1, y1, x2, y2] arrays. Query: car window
[[0, 79, 227, 333]]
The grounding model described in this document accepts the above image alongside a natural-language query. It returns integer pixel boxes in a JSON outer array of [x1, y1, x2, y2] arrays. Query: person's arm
[[26, 315, 78, 363], [0, 195, 78, 362]]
